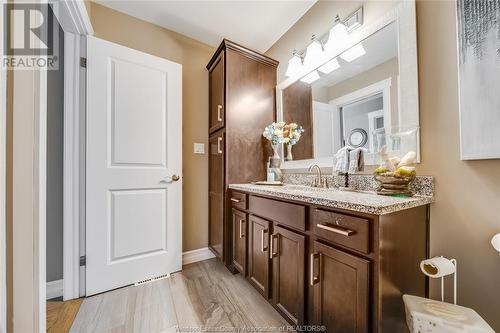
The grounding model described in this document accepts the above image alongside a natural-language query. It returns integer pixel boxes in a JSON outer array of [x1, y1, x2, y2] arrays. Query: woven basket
[[374, 174, 415, 196]]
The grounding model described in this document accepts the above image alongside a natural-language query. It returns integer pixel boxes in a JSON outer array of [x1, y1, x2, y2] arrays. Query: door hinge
[[79, 255, 86, 266], [80, 57, 87, 68]]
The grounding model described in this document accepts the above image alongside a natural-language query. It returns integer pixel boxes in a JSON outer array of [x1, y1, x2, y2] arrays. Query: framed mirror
[[277, 1, 419, 170]]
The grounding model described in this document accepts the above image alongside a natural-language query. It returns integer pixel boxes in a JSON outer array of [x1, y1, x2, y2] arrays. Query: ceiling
[[313, 21, 398, 88], [95, 0, 317, 53]]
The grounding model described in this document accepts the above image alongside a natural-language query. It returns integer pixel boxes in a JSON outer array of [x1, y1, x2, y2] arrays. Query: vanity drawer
[[313, 209, 370, 254], [230, 191, 247, 210], [249, 195, 305, 231]]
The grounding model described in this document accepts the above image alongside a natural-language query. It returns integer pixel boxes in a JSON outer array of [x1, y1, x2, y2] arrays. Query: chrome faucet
[[308, 164, 328, 188]]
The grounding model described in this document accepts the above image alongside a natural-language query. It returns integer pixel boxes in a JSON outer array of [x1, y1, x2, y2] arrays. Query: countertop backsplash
[[282, 173, 434, 197]]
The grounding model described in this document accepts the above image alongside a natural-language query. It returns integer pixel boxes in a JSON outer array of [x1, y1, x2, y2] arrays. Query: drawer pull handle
[[317, 223, 354, 236], [239, 219, 244, 238], [261, 229, 268, 252], [217, 137, 223, 154], [217, 105, 223, 122], [310, 253, 320, 286], [230, 198, 241, 203], [270, 234, 278, 259]]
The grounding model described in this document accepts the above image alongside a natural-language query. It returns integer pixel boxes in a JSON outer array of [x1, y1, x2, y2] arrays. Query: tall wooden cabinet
[[207, 40, 278, 266]]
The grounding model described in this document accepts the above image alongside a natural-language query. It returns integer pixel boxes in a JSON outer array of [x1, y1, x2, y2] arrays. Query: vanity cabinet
[[231, 209, 247, 274], [248, 215, 271, 298], [228, 189, 429, 333], [207, 40, 278, 268], [271, 225, 305, 325], [312, 241, 370, 333]]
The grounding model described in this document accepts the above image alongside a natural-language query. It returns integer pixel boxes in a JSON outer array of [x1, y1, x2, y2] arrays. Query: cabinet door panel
[[208, 131, 225, 258], [232, 209, 247, 274], [312, 241, 370, 333], [209, 53, 224, 133], [271, 225, 305, 325], [248, 215, 270, 298]]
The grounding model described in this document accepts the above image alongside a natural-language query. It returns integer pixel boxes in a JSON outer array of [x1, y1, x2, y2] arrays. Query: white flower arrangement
[[263, 122, 287, 145], [286, 123, 305, 146], [263, 122, 305, 146]]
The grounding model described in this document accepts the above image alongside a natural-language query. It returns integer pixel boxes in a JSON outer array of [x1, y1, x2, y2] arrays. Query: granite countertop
[[229, 183, 434, 215]]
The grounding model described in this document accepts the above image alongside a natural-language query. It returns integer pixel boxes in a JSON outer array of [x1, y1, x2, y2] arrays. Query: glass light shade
[[303, 40, 324, 67], [324, 21, 348, 52], [318, 58, 340, 74], [300, 70, 320, 84], [285, 54, 303, 77], [340, 43, 366, 62]]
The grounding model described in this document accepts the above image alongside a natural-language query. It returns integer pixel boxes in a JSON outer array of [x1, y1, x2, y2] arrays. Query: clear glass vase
[[270, 145, 282, 181], [286, 144, 293, 161]]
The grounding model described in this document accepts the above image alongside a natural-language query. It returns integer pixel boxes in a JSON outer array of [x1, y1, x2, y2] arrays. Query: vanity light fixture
[[303, 35, 324, 67], [284, 7, 363, 80], [300, 70, 320, 84], [318, 57, 340, 74], [285, 49, 303, 77], [340, 42, 366, 62], [324, 15, 348, 52]]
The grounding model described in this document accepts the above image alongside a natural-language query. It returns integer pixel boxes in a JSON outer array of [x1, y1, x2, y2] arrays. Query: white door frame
[[2, 0, 91, 330], [51, 0, 93, 301], [0, 2, 7, 331], [329, 77, 392, 133]]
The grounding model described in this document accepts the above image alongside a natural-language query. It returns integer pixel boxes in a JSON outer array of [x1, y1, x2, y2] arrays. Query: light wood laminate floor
[[70, 259, 289, 332], [47, 298, 83, 333]]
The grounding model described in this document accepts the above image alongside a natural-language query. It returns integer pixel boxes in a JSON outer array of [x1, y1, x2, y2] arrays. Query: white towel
[[334, 146, 351, 174], [348, 147, 368, 174]]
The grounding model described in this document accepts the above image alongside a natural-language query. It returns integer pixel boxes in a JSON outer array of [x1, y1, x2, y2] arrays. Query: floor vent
[[134, 273, 171, 286]]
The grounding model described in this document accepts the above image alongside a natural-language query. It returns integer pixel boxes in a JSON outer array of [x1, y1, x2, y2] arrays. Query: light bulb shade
[[304, 40, 324, 67], [300, 70, 320, 84], [325, 22, 348, 52], [285, 54, 303, 77], [340, 43, 366, 62], [491, 233, 500, 252], [331, 21, 348, 38], [318, 58, 340, 74], [420, 257, 456, 278]]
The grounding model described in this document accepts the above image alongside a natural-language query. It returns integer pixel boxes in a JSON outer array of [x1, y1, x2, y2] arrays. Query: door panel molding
[[85, 36, 182, 296]]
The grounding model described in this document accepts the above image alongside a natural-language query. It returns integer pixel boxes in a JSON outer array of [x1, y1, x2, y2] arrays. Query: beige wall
[[416, 1, 500, 330], [266, 0, 500, 330], [90, 2, 215, 252]]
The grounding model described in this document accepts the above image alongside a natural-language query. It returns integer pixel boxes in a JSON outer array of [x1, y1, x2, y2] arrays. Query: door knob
[[160, 175, 180, 183]]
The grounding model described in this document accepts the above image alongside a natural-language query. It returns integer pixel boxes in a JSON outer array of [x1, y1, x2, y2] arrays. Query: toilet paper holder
[[420, 256, 457, 304]]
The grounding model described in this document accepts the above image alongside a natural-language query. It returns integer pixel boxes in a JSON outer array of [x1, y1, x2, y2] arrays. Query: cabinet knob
[[217, 105, 223, 122], [310, 253, 320, 286], [217, 137, 223, 154], [261, 229, 268, 252]]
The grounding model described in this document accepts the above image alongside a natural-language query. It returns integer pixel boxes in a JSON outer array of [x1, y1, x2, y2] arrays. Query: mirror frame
[[276, 0, 419, 170]]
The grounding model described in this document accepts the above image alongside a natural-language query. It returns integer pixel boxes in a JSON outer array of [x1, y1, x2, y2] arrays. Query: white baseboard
[[46, 251, 213, 298], [182, 247, 215, 265], [46, 279, 63, 299]]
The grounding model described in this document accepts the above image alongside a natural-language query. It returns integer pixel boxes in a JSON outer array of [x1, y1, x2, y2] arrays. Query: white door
[[86, 36, 182, 296]]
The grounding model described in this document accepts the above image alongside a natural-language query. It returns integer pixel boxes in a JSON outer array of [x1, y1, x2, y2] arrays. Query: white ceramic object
[[420, 257, 456, 278], [398, 151, 417, 167], [491, 233, 500, 253], [403, 295, 495, 333]]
